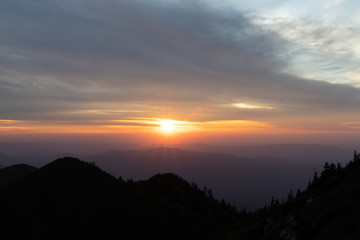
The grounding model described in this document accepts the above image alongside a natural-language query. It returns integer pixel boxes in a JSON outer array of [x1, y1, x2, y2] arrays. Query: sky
[[1, 0, 360, 145]]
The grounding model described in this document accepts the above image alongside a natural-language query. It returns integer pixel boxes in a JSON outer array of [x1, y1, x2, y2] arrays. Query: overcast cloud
[[1, 0, 359, 130]]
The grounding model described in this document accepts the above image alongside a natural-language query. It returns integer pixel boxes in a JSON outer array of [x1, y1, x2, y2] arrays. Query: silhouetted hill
[[0, 158, 122, 239], [2, 153, 360, 239], [0, 157, 244, 240], [253, 152, 360, 240], [0, 163, 38, 188]]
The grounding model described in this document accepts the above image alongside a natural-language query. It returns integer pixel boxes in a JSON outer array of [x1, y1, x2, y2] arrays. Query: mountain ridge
[[1, 152, 360, 239], [0, 157, 243, 239]]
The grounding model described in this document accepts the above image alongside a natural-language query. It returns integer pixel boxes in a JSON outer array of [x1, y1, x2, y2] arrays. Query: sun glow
[[158, 120, 176, 132], [160, 120, 174, 132], [155, 119, 186, 134]]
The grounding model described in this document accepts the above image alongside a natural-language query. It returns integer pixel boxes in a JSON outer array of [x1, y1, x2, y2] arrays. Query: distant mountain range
[[1, 153, 360, 239], [0, 143, 352, 209], [0, 142, 350, 166], [180, 143, 350, 165], [85, 147, 320, 209]]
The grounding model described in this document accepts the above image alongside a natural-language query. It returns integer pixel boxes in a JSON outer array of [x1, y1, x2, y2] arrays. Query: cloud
[[0, 0, 360, 131], [252, 14, 360, 85], [343, 122, 360, 129], [231, 103, 274, 110], [325, 0, 348, 8]]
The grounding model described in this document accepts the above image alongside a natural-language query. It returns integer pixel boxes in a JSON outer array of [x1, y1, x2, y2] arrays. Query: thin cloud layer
[[0, 0, 359, 131], [253, 15, 360, 85]]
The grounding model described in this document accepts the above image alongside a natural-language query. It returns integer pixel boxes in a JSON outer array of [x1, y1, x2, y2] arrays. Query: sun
[[160, 120, 175, 132], [154, 119, 186, 134], [153, 119, 190, 135]]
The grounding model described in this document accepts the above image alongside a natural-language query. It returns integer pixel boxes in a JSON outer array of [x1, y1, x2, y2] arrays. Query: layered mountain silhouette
[[181, 143, 349, 165], [0, 157, 243, 239], [0, 144, 350, 210], [86, 147, 320, 209], [1, 152, 360, 239]]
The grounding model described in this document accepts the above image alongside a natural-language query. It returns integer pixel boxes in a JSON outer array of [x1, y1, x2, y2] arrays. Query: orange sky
[[1, 117, 360, 148]]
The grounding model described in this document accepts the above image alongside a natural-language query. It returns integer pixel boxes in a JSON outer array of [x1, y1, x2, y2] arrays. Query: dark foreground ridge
[[0, 157, 242, 239], [1, 153, 360, 239]]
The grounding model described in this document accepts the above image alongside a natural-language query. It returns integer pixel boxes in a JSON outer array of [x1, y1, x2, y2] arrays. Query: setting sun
[[160, 120, 175, 132], [154, 119, 187, 134]]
